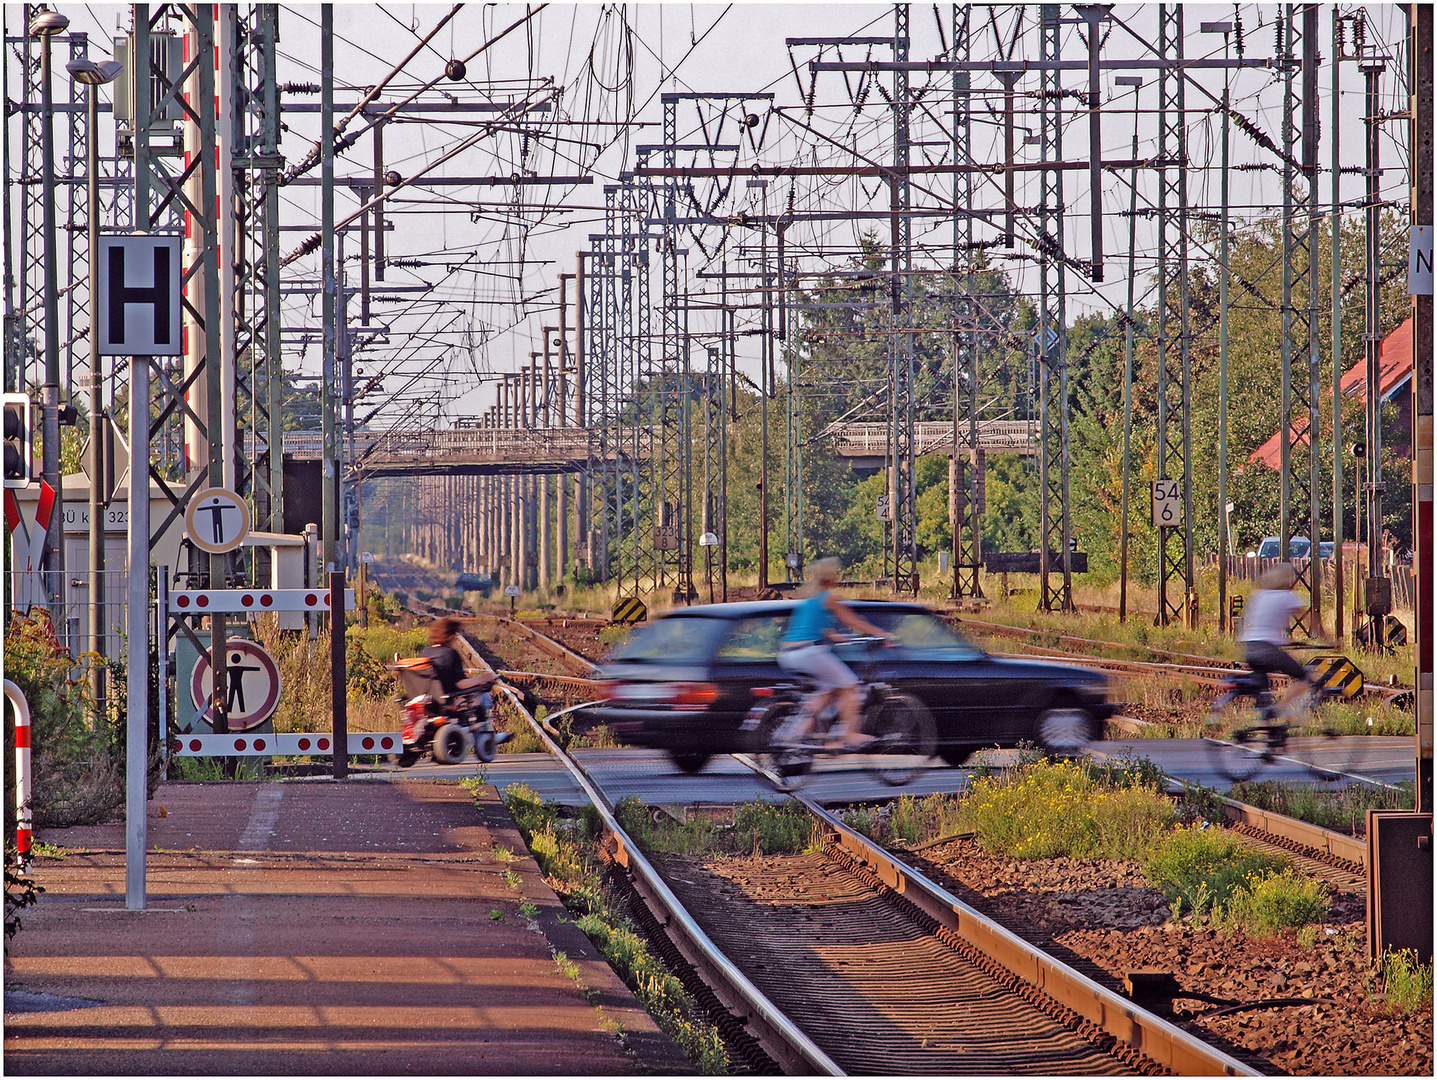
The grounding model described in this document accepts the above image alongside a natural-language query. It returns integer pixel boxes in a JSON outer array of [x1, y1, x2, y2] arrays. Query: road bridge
[[276, 420, 1036, 477]]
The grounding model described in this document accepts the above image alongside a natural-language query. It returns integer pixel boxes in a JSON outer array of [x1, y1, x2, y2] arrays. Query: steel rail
[[466, 687, 844, 1075], [730, 756, 1261, 1077]]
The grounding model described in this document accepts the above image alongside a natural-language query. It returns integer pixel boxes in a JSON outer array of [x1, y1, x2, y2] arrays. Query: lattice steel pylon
[[889, 2, 917, 595], [131, 3, 228, 726], [1279, 3, 1322, 636], [229, 6, 284, 548], [951, 4, 983, 600], [1155, 4, 1196, 627], [1037, 3, 1073, 613], [585, 178, 654, 599]]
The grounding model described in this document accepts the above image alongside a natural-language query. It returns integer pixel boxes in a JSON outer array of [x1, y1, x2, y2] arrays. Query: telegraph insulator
[[385, 170, 403, 186], [744, 113, 759, 128], [445, 58, 467, 81]]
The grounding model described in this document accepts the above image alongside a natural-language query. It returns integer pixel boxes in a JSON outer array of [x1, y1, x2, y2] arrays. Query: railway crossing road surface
[[406, 737, 1417, 806], [4, 780, 691, 1077]]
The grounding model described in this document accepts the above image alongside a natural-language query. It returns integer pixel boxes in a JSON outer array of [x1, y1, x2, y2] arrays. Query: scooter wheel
[[473, 731, 497, 763], [433, 723, 468, 764]]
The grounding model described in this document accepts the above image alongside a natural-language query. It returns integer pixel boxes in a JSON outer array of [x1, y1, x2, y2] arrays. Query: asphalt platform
[[4, 778, 692, 1075]]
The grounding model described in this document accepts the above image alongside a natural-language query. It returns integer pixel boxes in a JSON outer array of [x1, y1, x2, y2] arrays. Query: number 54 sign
[[1151, 480, 1182, 526]]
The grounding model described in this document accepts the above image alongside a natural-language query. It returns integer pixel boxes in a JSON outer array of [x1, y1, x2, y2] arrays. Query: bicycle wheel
[[753, 701, 816, 792], [1204, 699, 1271, 784], [1294, 714, 1370, 784], [865, 691, 937, 787]]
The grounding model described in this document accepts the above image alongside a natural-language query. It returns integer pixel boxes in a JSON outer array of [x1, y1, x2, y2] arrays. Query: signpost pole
[[330, 569, 347, 780], [125, 354, 149, 910]]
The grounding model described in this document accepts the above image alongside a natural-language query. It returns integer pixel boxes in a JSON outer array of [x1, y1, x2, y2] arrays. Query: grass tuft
[[1144, 825, 1288, 921], [498, 783, 729, 1074], [1375, 949, 1435, 1014], [955, 758, 1176, 860]]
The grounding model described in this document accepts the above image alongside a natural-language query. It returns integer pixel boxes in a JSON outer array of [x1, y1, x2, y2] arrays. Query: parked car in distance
[[1249, 536, 1310, 558], [589, 600, 1116, 774]]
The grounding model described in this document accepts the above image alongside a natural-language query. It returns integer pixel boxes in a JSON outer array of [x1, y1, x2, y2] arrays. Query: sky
[[4, 4, 1416, 431]]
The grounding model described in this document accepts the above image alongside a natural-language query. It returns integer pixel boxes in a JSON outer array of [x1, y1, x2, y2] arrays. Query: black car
[[590, 600, 1116, 773]]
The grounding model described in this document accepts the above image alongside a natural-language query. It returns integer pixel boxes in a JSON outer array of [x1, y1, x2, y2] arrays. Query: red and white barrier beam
[[169, 588, 356, 614], [170, 731, 402, 757]]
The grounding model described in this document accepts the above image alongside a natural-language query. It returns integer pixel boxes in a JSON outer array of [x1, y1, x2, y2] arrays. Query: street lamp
[[67, 53, 124, 727], [30, 8, 70, 628]]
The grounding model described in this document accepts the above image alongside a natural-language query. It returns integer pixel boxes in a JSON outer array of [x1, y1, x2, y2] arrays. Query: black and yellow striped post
[[1305, 655, 1366, 700], [611, 597, 647, 625]]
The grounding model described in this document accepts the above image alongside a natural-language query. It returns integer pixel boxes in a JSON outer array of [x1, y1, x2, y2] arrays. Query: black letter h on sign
[[107, 246, 171, 348]]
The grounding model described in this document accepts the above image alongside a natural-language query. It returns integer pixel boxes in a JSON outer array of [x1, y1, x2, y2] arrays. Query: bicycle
[[1202, 662, 1366, 785], [746, 636, 937, 792]]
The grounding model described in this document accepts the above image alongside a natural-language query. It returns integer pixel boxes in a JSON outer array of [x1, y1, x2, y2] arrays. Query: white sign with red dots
[[169, 589, 356, 614], [169, 731, 402, 757]]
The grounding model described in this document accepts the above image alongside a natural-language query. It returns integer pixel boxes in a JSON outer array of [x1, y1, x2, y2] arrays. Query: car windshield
[[837, 610, 983, 662], [611, 616, 727, 664]]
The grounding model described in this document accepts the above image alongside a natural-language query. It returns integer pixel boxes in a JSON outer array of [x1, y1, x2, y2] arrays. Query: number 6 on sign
[[1151, 479, 1182, 527]]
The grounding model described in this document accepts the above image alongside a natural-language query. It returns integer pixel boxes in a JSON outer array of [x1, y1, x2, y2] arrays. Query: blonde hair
[[807, 556, 842, 588], [1258, 563, 1298, 590]]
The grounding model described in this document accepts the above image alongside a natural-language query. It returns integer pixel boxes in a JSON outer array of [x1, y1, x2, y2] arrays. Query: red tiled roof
[[1245, 317, 1414, 471]]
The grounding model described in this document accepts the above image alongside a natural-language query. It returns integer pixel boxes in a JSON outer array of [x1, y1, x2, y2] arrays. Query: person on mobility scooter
[[392, 616, 512, 766]]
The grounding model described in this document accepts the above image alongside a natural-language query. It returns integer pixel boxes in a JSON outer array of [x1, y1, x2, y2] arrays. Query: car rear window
[[611, 615, 726, 664], [856, 611, 983, 661], [713, 615, 786, 662]]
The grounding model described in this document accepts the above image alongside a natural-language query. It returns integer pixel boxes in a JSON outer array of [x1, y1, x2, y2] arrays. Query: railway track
[[455, 642, 1256, 1074]]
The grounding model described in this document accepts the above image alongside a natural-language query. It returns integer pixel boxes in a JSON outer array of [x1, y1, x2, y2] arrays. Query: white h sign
[[97, 236, 183, 356]]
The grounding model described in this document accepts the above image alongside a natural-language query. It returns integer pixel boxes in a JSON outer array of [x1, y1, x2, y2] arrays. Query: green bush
[[1221, 868, 1330, 936], [957, 758, 1176, 859], [4, 614, 128, 829], [1144, 825, 1287, 920]]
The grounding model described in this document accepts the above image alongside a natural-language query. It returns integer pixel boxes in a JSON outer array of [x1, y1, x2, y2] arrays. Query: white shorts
[[777, 643, 858, 692]]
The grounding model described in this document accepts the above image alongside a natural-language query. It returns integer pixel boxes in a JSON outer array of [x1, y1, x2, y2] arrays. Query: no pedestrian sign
[[190, 639, 283, 731], [185, 487, 251, 554]]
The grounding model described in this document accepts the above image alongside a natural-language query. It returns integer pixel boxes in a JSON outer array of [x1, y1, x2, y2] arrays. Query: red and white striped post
[[5, 680, 32, 869]]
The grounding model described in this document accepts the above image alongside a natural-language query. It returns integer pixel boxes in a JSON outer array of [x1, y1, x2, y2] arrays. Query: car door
[[709, 612, 789, 743], [863, 611, 1006, 743]]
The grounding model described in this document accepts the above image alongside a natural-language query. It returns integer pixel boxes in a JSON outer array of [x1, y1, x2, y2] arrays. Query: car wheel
[[391, 749, 421, 768], [1036, 703, 1093, 758], [667, 751, 712, 774], [432, 722, 469, 764], [937, 746, 974, 768]]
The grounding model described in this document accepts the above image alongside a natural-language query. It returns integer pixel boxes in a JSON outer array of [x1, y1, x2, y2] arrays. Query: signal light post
[[3, 395, 31, 487]]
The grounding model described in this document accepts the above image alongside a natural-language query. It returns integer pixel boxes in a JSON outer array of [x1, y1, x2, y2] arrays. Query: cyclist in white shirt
[[1238, 563, 1318, 710]]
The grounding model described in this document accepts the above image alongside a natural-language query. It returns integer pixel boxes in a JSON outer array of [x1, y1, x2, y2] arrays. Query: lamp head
[[66, 58, 124, 85], [29, 10, 70, 36]]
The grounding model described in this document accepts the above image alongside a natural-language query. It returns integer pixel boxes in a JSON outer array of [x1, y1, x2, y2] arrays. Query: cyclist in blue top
[[778, 557, 889, 748]]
